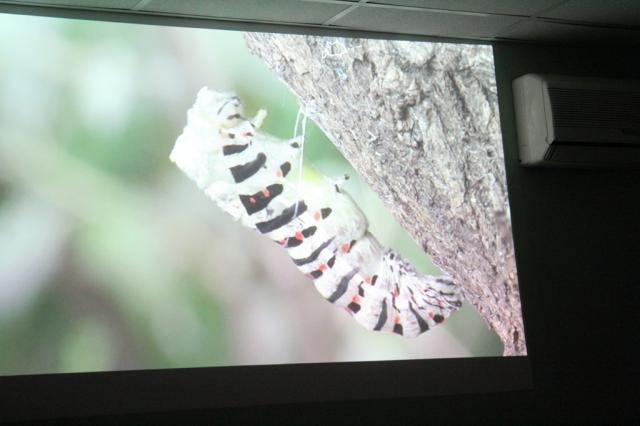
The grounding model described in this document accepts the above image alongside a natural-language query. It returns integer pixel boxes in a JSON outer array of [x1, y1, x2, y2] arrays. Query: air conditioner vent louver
[[548, 88, 640, 131], [512, 74, 640, 168]]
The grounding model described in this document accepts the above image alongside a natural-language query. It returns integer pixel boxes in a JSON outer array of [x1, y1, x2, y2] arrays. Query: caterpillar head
[[170, 88, 243, 190], [194, 87, 245, 128]]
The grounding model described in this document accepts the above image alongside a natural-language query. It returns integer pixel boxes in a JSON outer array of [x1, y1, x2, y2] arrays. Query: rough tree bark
[[244, 33, 525, 356]]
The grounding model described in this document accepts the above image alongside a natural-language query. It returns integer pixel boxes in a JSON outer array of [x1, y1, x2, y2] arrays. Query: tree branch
[[244, 33, 525, 356]]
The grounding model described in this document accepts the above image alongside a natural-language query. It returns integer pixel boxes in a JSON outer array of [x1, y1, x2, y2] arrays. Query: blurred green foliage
[[0, 13, 502, 375]]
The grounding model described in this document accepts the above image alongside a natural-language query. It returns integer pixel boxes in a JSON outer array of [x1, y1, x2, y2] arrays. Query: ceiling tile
[[142, 0, 349, 24], [499, 19, 640, 44], [333, 5, 521, 39], [541, 0, 640, 27], [4, 0, 141, 8], [365, 0, 561, 16]]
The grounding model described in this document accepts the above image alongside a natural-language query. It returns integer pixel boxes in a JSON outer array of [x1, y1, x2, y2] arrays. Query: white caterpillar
[[170, 88, 462, 337]]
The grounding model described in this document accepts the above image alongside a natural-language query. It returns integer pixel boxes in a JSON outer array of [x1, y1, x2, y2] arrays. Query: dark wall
[[493, 42, 640, 422]]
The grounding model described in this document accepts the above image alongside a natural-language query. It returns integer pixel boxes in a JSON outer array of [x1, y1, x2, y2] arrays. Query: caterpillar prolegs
[[170, 88, 462, 338]]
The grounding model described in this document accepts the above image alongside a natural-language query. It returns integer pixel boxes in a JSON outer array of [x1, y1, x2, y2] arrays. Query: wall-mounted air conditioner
[[512, 74, 640, 167]]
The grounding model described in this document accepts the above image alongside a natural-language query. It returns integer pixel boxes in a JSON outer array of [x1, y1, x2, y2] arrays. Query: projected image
[[0, 13, 525, 375]]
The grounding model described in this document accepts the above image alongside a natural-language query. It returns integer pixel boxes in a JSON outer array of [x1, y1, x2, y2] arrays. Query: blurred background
[[0, 13, 502, 376]]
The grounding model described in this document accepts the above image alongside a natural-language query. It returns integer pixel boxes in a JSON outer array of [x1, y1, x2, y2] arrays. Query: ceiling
[[1, 0, 639, 45]]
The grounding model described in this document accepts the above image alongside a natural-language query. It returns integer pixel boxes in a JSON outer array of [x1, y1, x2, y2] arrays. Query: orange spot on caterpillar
[[276, 170, 283, 178], [262, 189, 270, 197], [294, 231, 304, 241], [279, 239, 287, 246], [314, 212, 321, 221], [249, 197, 256, 204], [318, 263, 328, 272], [395, 315, 402, 324], [364, 276, 372, 284], [242, 131, 254, 137], [352, 295, 360, 303], [341, 243, 350, 253]]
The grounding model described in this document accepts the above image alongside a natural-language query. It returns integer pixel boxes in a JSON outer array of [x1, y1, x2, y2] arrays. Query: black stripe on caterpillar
[[170, 88, 462, 338]]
